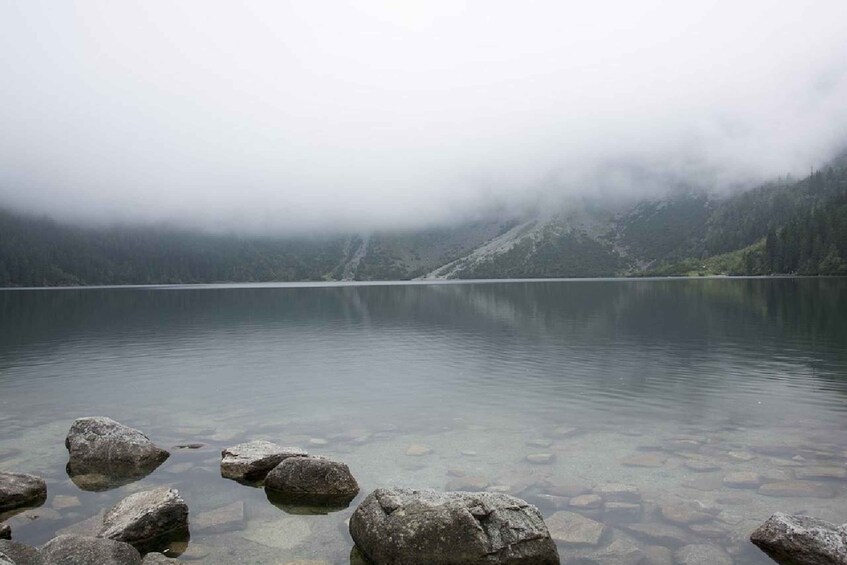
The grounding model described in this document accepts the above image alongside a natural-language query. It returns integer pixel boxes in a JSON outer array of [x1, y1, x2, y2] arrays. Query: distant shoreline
[[2, 274, 843, 292]]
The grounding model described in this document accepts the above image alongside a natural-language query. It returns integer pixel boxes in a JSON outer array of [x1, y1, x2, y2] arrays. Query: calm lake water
[[1, 278, 846, 564]]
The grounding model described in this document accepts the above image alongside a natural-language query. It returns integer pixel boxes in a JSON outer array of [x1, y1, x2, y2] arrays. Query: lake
[[1, 278, 846, 564]]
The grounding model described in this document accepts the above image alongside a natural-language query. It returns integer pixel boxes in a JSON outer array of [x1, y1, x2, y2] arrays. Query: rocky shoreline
[[0, 417, 844, 564]]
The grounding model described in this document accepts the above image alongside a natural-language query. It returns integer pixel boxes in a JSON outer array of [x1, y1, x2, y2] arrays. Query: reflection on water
[[0, 278, 846, 563]]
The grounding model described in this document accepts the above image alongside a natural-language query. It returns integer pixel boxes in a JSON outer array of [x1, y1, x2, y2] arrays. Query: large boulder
[[265, 456, 359, 506], [0, 541, 38, 565], [98, 487, 189, 552], [0, 474, 46, 515], [750, 513, 847, 565], [220, 440, 307, 482], [349, 488, 560, 564], [65, 417, 169, 491], [39, 535, 142, 565]]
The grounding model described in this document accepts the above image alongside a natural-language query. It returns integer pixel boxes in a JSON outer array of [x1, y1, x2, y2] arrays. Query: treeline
[[764, 179, 847, 275], [646, 166, 847, 276], [0, 211, 345, 286]]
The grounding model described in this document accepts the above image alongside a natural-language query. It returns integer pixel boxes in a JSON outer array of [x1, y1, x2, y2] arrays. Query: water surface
[[1, 278, 846, 563]]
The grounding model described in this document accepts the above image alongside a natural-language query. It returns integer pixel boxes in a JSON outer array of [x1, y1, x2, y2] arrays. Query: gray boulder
[[0, 524, 8, 540], [349, 488, 560, 564], [0, 474, 46, 514], [265, 456, 359, 506], [40, 535, 142, 565], [220, 440, 307, 482], [98, 487, 188, 551], [141, 553, 171, 564], [750, 513, 847, 565], [65, 417, 169, 491], [0, 541, 38, 565], [0, 553, 13, 565]]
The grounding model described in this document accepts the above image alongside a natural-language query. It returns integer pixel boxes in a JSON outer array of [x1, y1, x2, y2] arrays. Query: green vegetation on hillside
[[0, 211, 345, 286], [1, 159, 846, 286]]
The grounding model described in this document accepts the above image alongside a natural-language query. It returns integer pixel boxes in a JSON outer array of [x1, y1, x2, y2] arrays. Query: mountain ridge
[[1, 161, 846, 286]]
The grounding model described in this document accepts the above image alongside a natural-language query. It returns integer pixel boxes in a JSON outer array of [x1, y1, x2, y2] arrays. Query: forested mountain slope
[[1, 160, 846, 286]]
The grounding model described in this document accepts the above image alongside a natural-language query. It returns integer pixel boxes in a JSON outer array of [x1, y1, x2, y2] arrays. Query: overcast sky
[[1, 1, 846, 233]]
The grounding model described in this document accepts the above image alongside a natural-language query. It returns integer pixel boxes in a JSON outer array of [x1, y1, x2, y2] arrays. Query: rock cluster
[[220, 440, 307, 482]]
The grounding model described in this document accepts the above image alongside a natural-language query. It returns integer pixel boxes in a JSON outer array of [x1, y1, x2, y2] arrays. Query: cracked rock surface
[[0, 474, 46, 514], [220, 440, 308, 482], [349, 488, 559, 564], [98, 487, 189, 550], [750, 513, 847, 565]]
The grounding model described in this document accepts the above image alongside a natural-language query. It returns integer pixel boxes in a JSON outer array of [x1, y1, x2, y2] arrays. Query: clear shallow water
[[0, 278, 846, 563]]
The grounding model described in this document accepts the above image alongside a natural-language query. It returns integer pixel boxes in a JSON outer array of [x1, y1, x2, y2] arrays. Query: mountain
[[1, 160, 846, 286]]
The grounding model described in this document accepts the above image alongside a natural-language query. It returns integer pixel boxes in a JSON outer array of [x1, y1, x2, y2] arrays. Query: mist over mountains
[[2, 155, 846, 286], [2, 1, 847, 234]]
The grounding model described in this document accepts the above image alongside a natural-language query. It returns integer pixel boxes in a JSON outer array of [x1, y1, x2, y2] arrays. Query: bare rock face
[[39, 535, 142, 565], [98, 487, 188, 552], [349, 488, 560, 565], [220, 440, 308, 482], [0, 474, 47, 515], [265, 456, 359, 507], [65, 417, 169, 491], [0, 540, 39, 565], [750, 513, 847, 565], [141, 553, 172, 564]]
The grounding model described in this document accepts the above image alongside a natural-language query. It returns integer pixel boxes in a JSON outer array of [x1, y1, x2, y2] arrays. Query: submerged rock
[[405, 444, 432, 456], [722, 471, 764, 489], [446, 476, 490, 492], [192, 500, 244, 534], [674, 543, 734, 565], [683, 458, 721, 472], [758, 481, 836, 499], [98, 487, 189, 551], [621, 453, 667, 467], [65, 417, 169, 491], [619, 523, 695, 548], [593, 483, 641, 503], [349, 488, 559, 564], [220, 440, 308, 482], [265, 456, 359, 506], [658, 500, 714, 526], [569, 494, 603, 510], [750, 512, 847, 565], [604, 502, 642, 523], [546, 511, 608, 547], [0, 473, 46, 514], [526, 453, 555, 465], [40, 535, 142, 565], [577, 538, 645, 565], [794, 466, 847, 481]]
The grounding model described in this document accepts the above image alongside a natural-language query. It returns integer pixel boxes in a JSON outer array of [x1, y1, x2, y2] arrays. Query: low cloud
[[1, 0, 846, 233]]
